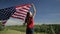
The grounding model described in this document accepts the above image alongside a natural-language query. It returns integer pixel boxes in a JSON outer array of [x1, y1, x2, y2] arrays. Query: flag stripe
[[19, 8, 29, 12], [23, 6, 30, 10], [16, 9, 27, 14], [15, 11, 27, 15], [13, 14, 25, 17], [22, 7, 30, 10], [11, 4, 31, 20], [13, 12, 26, 16], [11, 16, 24, 20], [16, 4, 31, 9], [12, 14, 25, 18], [26, 4, 31, 8]]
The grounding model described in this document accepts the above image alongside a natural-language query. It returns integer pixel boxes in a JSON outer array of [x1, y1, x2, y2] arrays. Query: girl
[[23, 3, 36, 34]]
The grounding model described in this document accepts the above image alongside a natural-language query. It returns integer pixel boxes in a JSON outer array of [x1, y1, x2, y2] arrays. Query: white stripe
[[16, 7, 22, 9], [14, 13, 26, 17], [12, 15, 17, 17], [16, 6, 30, 10], [12, 15, 25, 19], [16, 9, 28, 13], [20, 8, 29, 12], [14, 12, 26, 17], [12, 15, 25, 20], [22, 6, 30, 10], [16, 8, 29, 12], [12, 4, 31, 20], [19, 11, 27, 14], [15, 10, 27, 14], [12, 14, 26, 18]]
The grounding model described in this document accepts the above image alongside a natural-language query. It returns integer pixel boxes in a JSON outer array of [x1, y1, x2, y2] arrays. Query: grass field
[[0, 25, 48, 34], [0, 29, 46, 34], [0, 29, 25, 34], [0, 24, 59, 34]]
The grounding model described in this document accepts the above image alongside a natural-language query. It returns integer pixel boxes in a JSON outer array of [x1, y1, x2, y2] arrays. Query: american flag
[[0, 7, 15, 20], [11, 4, 31, 20], [0, 4, 31, 25], [0, 7, 16, 25]]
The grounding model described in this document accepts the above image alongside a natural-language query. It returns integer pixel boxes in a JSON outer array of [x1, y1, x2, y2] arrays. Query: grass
[[0, 29, 46, 34], [0, 29, 25, 34], [0, 25, 47, 34]]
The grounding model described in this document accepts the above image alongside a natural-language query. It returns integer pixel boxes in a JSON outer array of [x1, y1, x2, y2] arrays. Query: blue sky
[[0, 0, 60, 25], [39, 0, 60, 24]]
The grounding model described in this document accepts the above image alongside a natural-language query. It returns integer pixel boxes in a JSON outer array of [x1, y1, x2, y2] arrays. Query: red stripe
[[22, 6, 30, 10], [13, 14, 25, 17], [16, 4, 31, 8], [11, 4, 31, 20], [26, 4, 31, 8], [12, 15, 25, 19], [26, 5, 31, 8], [22, 7, 30, 10], [19, 9, 28, 13], [13, 12, 26, 16], [16, 11, 27, 15], [11, 16, 24, 20]]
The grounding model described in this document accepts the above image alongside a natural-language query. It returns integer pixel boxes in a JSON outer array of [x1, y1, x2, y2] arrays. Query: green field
[[0, 29, 25, 34], [0, 24, 60, 34], [0, 25, 47, 34], [0, 29, 46, 34]]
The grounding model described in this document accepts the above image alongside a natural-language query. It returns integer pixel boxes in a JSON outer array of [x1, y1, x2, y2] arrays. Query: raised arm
[[31, 3, 36, 18]]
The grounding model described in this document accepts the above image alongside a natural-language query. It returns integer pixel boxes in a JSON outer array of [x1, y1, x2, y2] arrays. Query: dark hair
[[25, 12, 30, 23]]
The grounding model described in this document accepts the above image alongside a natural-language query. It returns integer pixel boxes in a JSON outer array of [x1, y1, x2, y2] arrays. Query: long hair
[[25, 12, 30, 23]]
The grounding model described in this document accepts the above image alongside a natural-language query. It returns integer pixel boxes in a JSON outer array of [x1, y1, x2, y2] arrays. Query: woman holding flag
[[23, 3, 36, 34]]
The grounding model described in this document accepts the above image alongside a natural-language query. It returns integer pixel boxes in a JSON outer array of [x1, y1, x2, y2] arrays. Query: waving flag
[[0, 7, 15, 25], [11, 4, 31, 20], [0, 4, 31, 25], [0, 7, 15, 20]]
